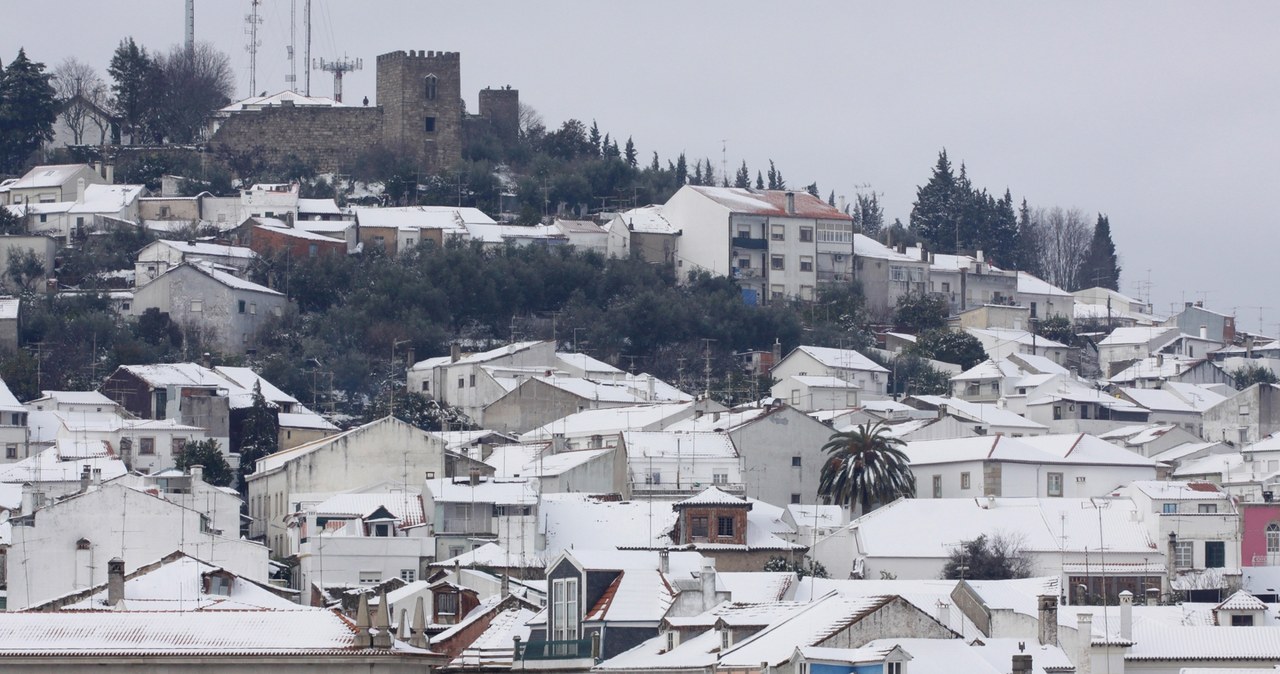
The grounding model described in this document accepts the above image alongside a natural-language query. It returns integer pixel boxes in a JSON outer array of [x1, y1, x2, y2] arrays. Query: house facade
[[130, 262, 287, 354]]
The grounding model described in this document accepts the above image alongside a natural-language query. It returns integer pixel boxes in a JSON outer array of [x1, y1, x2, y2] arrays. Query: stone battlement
[[377, 49, 460, 63]]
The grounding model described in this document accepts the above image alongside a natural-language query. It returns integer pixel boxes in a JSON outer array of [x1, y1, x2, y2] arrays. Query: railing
[[439, 518, 494, 535], [732, 267, 761, 279], [1252, 554, 1280, 566], [731, 236, 768, 250], [519, 638, 594, 661], [817, 271, 847, 282]]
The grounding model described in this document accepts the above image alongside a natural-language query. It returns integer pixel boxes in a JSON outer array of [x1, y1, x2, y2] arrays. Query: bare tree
[[1035, 207, 1092, 291], [154, 42, 235, 143], [518, 102, 544, 139], [50, 57, 110, 145]]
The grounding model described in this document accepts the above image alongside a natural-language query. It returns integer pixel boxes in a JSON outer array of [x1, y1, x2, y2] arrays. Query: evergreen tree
[[703, 158, 715, 187], [675, 153, 688, 186], [176, 439, 235, 488], [603, 135, 620, 159], [1012, 198, 1042, 276], [1079, 214, 1120, 290], [854, 193, 884, 237], [588, 119, 602, 155], [735, 161, 750, 188], [692, 159, 703, 186], [805, 182, 819, 198], [107, 37, 156, 143], [649, 151, 660, 172], [909, 150, 961, 253], [235, 381, 280, 490], [755, 170, 764, 190], [0, 49, 58, 172], [624, 136, 637, 167], [827, 190, 836, 207]]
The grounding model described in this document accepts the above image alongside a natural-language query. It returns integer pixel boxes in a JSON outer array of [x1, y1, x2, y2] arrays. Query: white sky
[[6, 1, 1278, 332]]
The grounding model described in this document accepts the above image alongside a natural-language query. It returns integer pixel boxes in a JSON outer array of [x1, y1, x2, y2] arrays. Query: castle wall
[[376, 50, 464, 171], [477, 87, 520, 145], [210, 105, 382, 173]]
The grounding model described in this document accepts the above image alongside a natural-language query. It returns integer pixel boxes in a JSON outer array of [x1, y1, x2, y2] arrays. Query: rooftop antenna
[[285, 0, 297, 92], [316, 55, 362, 103], [244, 0, 263, 98], [184, 0, 195, 55]]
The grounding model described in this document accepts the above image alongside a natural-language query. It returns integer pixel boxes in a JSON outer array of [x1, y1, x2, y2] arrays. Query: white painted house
[[771, 345, 889, 398]]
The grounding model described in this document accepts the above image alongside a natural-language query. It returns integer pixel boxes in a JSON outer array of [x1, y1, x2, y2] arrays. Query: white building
[[134, 239, 256, 284], [293, 488, 434, 592], [424, 475, 538, 562], [771, 345, 889, 398], [620, 431, 742, 499], [965, 327, 1074, 366]]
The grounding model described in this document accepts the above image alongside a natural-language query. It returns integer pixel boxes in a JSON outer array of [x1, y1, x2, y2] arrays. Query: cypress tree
[[0, 49, 57, 172], [1080, 214, 1121, 290]]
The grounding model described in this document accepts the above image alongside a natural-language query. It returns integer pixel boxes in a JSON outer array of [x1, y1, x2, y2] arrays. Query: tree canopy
[[0, 49, 58, 172], [818, 422, 916, 513], [942, 533, 1032, 580]]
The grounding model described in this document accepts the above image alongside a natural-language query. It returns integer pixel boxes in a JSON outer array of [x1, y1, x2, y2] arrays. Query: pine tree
[[828, 190, 836, 207], [0, 49, 58, 173], [649, 151, 660, 172], [624, 136, 637, 167], [703, 158, 715, 187], [1012, 198, 1042, 276], [235, 381, 280, 490], [755, 170, 764, 190], [107, 37, 156, 143], [806, 182, 819, 198], [734, 161, 750, 188], [1079, 214, 1121, 290], [675, 153, 688, 186], [692, 159, 703, 186], [588, 120, 602, 156], [910, 150, 961, 254]]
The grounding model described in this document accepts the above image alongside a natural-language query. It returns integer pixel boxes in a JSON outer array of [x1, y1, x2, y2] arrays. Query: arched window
[[1267, 522, 1280, 553], [424, 74, 438, 101]]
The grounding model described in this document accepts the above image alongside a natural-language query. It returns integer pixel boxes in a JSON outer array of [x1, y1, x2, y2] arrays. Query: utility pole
[[303, 0, 312, 95], [286, 0, 297, 92]]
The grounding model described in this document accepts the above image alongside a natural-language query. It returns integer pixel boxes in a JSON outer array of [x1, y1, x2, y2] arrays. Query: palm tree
[[818, 421, 916, 514]]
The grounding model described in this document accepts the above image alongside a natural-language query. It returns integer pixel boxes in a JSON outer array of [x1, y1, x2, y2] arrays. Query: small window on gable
[[425, 74, 438, 100]]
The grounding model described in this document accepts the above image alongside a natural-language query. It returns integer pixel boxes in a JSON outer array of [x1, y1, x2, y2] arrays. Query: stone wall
[[477, 87, 520, 145], [376, 49, 464, 171], [209, 105, 383, 173]]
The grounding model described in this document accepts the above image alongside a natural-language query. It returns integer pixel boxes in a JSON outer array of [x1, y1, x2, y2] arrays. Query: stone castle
[[210, 49, 519, 173]]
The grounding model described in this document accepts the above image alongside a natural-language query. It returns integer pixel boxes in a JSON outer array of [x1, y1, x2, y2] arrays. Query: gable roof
[[685, 186, 852, 220], [791, 345, 889, 373]]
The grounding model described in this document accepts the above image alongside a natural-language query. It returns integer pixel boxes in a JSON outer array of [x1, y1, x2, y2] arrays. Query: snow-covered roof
[[297, 198, 342, 215], [0, 375, 23, 411], [665, 406, 771, 433], [615, 205, 677, 234], [854, 233, 920, 262], [311, 491, 425, 527], [843, 497, 1156, 559], [686, 186, 852, 220], [149, 239, 256, 260], [46, 553, 296, 612], [1163, 381, 1230, 411], [6, 164, 93, 190], [410, 341, 545, 371], [676, 486, 748, 508], [277, 411, 339, 431], [447, 605, 535, 669], [68, 184, 144, 213], [424, 477, 537, 505], [220, 90, 345, 112], [909, 395, 1047, 429], [792, 345, 889, 373], [482, 444, 611, 479], [353, 205, 493, 231], [0, 448, 127, 484], [789, 375, 862, 389], [538, 494, 678, 554], [966, 327, 1070, 350], [904, 434, 1156, 468], [1149, 441, 1225, 464], [1216, 590, 1268, 612], [951, 359, 1025, 382], [430, 541, 544, 570], [1100, 326, 1179, 347], [464, 222, 564, 243], [0, 609, 429, 657], [519, 401, 699, 442], [555, 352, 623, 376], [718, 593, 898, 668], [621, 431, 738, 460], [1118, 481, 1227, 501], [1015, 271, 1072, 297]]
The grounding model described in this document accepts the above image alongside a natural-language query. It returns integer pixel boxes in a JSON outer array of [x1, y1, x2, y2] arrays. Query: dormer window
[[720, 628, 731, 650]]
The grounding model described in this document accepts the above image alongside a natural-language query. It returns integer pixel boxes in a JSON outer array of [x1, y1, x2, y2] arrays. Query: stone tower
[[477, 86, 520, 145], [376, 49, 464, 170]]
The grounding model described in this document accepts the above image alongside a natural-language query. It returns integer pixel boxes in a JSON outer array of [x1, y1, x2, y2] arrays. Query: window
[[1205, 541, 1225, 568], [1047, 472, 1064, 497], [941, 282, 951, 293], [424, 74, 438, 100], [737, 257, 751, 269], [720, 628, 731, 650], [358, 571, 380, 584], [1174, 540, 1194, 569], [171, 438, 186, 461], [154, 390, 168, 419], [238, 300, 246, 314], [649, 472, 661, 485], [400, 569, 416, 583], [457, 377, 465, 389], [666, 631, 676, 651], [1267, 523, 1280, 554], [770, 224, 785, 241], [691, 515, 709, 538], [792, 456, 802, 467], [799, 256, 814, 272], [1232, 614, 1255, 626], [374, 524, 390, 537], [1030, 301, 1038, 318], [190, 299, 203, 312], [737, 226, 751, 238], [448, 545, 464, 558], [139, 437, 156, 455], [887, 663, 903, 674], [791, 389, 800, 405], [770, 284, 785, 300], [249, 303, 257, 315], [469, 374, 476, 387], [436, 591, 459, 616], [1199, 503, 1218, 514], [308, 243, 319, 257], [771, 255, 785, 271], [1052, 405, 1063, 420], [39, 214, 47, 223], [713, 473, 728, 485], [799, 226, 813, 242], [421, 381, 429, 392], [932, 474, 942, 498], [961, 472, 971, 490], [551, 577, 580, 640], [425, 116, 436, 133], [4, 444, 16, 459], [717, 516, 735, 538], [799, 285, 813, 301], [1081, 405, 1090, 420], [791, 493, 801, 504], [1162, 502, 1178, 514]]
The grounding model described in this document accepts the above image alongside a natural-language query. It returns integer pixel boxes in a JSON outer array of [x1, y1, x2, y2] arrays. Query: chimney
[[700, 557, 717, 612], [1185, 302, 1193, 309], [837, 195, 846, 212], [91, 468, 102, 487], [107, 557, 126, 606], [104, 162, 114, 184], [935, 600, 951, 628], [1145, 587, 1159, 606], [398, 608, 409, 640], [501, 571, 510, 596], [647, 374, 656, 401], [785, 192, 795, 214], [1076, 613, 1093, 674], [1012, 653, 1033, 674], [1195, 300, 1203, 308], [468, 467, 481, 486], [1156, 353, 1164, 367], [976, 250, 984, 263], [920, 245, 928, 262], [1037, 595, 1058, 646], [771, 338, 782, 365], [410, 596, 430, 648], [1118, 590, 1133, 640], [80, 464, 91, 492], [450, 343, 461, 362], [1199, 325, 1208, 340], [189, 464, 204, 485], [551, 433, 567, 454], [658, 548, 670, 574], [372, 589, 393, 647], [354, 592, 373, 647], [76, 177, 86, 203]]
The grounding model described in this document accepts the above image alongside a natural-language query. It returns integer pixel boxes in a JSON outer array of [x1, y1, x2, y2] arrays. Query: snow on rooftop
[[0, 448, 127, 484], [311, 491, 425, 527], [614, 205, 676, 234], [1100, 326, 1178, 346], [622, 431, 738, 459], [794, 345, 889, 373], [539, 493, 677, 555], [52, 554, 296, 612], [482, 444, 611, 478], [353, 205, 493, 231], [688, 186, 852, 220], [1015, 271, 1072, 297], [1118, 480, 1227, 501], [7, 164, 92, 189], [519, 401, 699, 442], [718, 593, 896, 668], [151, 239, 255, 259], [220, 90, 345, 112], [909, 395, 1047, 429], [68, 184, 144, 213]]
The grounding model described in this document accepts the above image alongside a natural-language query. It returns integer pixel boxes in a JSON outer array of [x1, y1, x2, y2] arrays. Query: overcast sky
[[5, 1, 1278, 332]]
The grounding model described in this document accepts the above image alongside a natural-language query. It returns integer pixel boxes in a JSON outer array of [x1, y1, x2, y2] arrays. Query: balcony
[[1252, 554, 1280, 566], [731, 236, 768, 250], [515, 637, 597, 670], [817, 271, 847, 282]]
